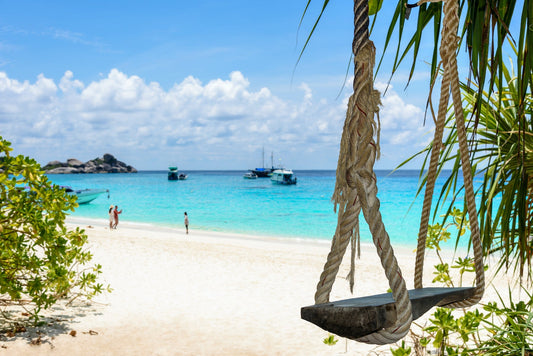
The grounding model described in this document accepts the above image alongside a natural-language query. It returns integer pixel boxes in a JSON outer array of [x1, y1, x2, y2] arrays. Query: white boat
[[270, 169, 297, 185], [243, 171, 257, 179], [64, 187, 109, 204], [178, 173, 188, 180]]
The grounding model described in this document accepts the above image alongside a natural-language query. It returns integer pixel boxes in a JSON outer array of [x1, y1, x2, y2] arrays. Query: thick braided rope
[[414, 0, 457, 289], [316, 0, 371, 306], [314, 0, 412, 344], [315, 42, 412, 348], [314, 188, 361, 304], [348, 47, 412, 343], [345, 43, 412, 344], [446, 45, 485, 307], [350, 165, 412, 344], [414, 0, 485, 305]]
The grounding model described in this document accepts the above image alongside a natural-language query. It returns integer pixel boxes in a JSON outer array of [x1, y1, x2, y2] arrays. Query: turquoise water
[[46, 170, 464, 246]]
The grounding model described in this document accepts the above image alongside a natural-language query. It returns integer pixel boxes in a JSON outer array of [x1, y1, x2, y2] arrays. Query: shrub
[[0, 136, 108, 328]]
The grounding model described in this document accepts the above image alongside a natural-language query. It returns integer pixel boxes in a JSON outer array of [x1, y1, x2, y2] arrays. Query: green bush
[[0, 136, 109, 328], [391, 210, 532, 355]]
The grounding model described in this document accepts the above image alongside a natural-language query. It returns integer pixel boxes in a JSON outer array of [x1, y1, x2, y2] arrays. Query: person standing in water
[[184, 212, 189, 234], [113, 205, 123, 229]]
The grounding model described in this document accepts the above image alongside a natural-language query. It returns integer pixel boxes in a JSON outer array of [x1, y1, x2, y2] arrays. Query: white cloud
[[376, 82, 431, 149], [59, 70, 84, 93], [0, 70, 429, 169]]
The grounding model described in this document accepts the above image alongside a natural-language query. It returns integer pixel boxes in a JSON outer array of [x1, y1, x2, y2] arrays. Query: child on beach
[[113, 205, 123, 229], [184, 212, 189, 234]]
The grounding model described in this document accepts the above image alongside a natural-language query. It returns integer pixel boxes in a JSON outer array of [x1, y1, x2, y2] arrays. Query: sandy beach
[[0, 217, 520, 355]]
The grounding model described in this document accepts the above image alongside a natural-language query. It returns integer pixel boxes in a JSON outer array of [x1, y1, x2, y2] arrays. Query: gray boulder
[[47, 167, 82, 174], [47, 160, 65, 167], [67, 158, 84, 167], [43, 154, 137, 174]]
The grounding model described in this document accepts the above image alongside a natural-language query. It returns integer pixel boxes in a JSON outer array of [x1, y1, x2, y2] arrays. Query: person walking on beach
[[184, 212, 189, 234], [109, 205, 114, 229], [113, 205, 123, 229]]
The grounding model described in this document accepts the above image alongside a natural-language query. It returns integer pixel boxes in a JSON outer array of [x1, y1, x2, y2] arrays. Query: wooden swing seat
[[301, 287, 475, 340]]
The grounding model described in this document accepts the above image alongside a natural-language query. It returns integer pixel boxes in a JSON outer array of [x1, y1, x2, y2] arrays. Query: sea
[[46, 170, 471, 248]]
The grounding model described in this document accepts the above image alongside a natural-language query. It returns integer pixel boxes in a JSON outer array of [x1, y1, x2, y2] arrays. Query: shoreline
[[66, 215, 471, 255], [2, 217, 518, 355], [47, 170, 466, 248]]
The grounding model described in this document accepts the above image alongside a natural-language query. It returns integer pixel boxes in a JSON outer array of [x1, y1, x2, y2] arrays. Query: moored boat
[[270, 169, 297, 185], [64, 187, 109, 204], [243, 171, 257, 179], [251, 167, 272, 177], [168, 166, 179, 180], [251, 149, 280, 178], [168, 166, 187, 181]]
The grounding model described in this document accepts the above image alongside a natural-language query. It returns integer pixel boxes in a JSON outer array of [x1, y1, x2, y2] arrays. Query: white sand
[[0, 217, 521, 355]]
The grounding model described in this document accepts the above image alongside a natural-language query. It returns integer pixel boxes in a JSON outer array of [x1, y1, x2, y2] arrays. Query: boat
[[63, 187, 109, 204], [168, 166, 188, 181], [270, 169, 297, 185], [251, 167, 272, 177], [251, 149, 281, 177], [168, 166, 179, 180], [243, 171, 257, 179]]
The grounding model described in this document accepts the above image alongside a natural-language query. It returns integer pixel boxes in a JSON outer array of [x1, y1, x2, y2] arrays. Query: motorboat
[[270, 169, 297, 185], [63, 187, 109, 204], [168, 166, 187, 181], [168, 166, 179, 180], [243, 171, 257, 179]]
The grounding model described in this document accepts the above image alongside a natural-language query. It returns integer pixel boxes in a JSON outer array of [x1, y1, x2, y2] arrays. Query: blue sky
[[0, 1, 469, 170]]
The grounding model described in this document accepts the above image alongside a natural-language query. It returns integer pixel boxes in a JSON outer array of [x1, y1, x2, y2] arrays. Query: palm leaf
[[407, 53, 533, 279]]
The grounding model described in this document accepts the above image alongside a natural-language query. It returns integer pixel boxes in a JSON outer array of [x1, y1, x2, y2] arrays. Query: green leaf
[[322, 334, 338, 345], [368, 0, 383, 16]]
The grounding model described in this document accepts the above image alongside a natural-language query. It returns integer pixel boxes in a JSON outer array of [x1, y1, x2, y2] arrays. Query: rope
[[313, 0, 484, 345], [315, 0, 412, 343], [414, 0, 485, 306]]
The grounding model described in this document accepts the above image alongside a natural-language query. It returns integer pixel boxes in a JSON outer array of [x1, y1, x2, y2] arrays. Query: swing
[[301, 0, 485, 345]]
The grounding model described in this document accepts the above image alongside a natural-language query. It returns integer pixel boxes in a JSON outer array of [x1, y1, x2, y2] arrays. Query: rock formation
[[43, 154, 137, 174]]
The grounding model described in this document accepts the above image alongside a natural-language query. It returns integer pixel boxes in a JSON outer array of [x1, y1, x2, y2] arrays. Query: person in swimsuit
[[113, 205, 123, 229], [184, 212, 189, 234]]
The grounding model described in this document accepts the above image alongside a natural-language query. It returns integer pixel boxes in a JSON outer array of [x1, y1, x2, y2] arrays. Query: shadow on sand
[[0, 300, 105, 349]]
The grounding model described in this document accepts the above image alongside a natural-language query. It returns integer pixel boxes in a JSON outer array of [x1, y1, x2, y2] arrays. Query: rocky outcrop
[[43, 154, 137, 174]]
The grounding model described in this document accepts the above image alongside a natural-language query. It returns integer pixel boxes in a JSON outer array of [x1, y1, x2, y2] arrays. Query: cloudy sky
[[0, 1, 459, 170]]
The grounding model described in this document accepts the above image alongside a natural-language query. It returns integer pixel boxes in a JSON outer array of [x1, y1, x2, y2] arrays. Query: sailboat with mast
[[250, 148, 280, 178]]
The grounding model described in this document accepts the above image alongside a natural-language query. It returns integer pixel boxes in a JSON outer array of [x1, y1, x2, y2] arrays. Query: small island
[[43, 153, 137, 174]]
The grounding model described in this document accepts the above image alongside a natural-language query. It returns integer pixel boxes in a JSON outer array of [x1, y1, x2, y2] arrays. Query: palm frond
[[406, 50, 533, 279]]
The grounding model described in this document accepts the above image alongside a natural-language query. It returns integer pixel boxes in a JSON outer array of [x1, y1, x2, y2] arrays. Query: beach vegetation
[[475, 292, 533, 355], [406, 52, 533, 280], [390, 217, 533, 355], [0, 136, 109, 330], [390, 341, 411, 356], [322, 334, 338, 345]]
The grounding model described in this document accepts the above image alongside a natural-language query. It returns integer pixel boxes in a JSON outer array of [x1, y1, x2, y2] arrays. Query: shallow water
[[47, 169, 466, 246]]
